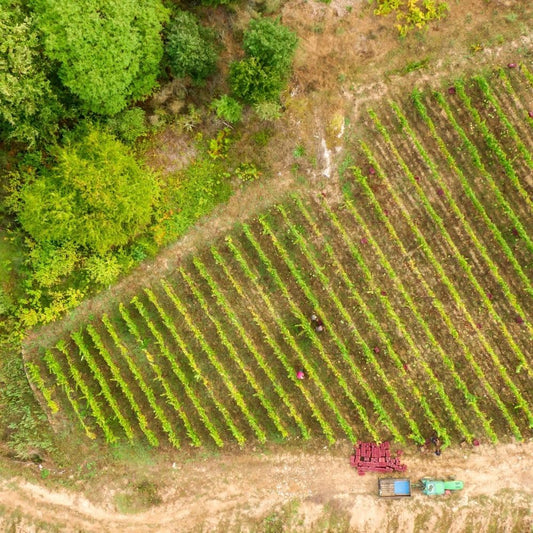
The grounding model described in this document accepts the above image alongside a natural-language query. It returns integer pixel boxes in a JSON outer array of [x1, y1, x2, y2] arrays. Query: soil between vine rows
[[24, 69, 533, 452]]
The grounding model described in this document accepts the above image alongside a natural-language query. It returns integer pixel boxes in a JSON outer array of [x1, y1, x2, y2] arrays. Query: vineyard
[[25, 67, 533, 450]]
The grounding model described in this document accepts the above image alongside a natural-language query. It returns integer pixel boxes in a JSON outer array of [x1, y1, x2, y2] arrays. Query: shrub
[[28, 243, 79, 288], [33, 0, 168, 115], [254, 100, 282, 121], [104, 108, 148, 144], [0, 4, 64, 146], [165, 10, 218, 84], [243, 17, 298, 74], [211, 95, 243, 123], [85, 254, 122, 286], [229, 57, 284, 103], [16, 126, 160, 254]]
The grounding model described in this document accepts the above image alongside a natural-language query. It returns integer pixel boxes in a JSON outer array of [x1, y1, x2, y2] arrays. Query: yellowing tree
[[18, 126, 160, 254]]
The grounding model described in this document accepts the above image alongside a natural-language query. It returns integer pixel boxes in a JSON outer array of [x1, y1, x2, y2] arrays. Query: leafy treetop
[[243, 17, 298, 74], [17, 126, 160, 254], [31, 0, 169, 115], [165, 9, 218, 84], [0, 1, 63, 146]]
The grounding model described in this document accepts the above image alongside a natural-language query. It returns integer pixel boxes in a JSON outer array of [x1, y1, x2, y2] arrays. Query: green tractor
[[378, 477, 464, 498], [416, 478, 464, 496]]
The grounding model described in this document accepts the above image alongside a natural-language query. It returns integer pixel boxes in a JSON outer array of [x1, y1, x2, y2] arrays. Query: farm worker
[[311, 313, 324, 332], [296, 370, 305, 380]]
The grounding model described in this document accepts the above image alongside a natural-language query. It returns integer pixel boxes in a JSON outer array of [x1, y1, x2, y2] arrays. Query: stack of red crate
[[350, 441, 407, 475]]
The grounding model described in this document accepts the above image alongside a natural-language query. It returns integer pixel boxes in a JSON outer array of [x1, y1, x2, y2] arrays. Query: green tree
[[211, 95, 242, 123], [0, 1, 63, 146], [243, 17, 298, 73], [17, 126, 160, 254], [229, 17, 297, 104], [165, 9, 218, 84], [32, 0, 168, 115], [229, 57, 283, 103]]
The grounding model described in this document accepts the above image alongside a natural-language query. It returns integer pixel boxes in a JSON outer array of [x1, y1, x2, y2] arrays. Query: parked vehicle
[[378, 477, 464, 498]]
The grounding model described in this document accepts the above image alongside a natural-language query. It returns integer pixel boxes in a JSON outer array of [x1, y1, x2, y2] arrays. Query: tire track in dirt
[[1, 441, 532, 532]]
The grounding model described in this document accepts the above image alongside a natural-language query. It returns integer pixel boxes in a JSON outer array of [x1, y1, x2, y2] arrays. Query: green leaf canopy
[[18, 127, 160, 254], [32, 0, 168, 115]]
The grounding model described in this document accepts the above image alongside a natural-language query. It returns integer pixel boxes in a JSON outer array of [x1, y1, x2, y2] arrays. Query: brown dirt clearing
[[1, 441, 532, 531]]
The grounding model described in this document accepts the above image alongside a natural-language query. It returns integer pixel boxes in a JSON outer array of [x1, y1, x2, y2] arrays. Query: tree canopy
[[243, 17, 298, 73], [32, 0, 168, 115], [0, 2, 63, 146], [165, 9, 217, 84], [229, 17, 298, 104], [17, 126, 160, 254]]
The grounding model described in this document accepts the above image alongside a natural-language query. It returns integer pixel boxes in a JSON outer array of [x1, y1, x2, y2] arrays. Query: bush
[[16, 126, 160, 254], [229, 57, 284, 104], [33, 0, 168, 115], [254, 100, 282, 121], [104, 108, 148, 144], [0, 4, 64, 147], [243, 17, 298, 73], [85, 254, 122, 286], [211, 95, 243, 123], [165, 10, 218, 84], [28, 243, 79, 288]]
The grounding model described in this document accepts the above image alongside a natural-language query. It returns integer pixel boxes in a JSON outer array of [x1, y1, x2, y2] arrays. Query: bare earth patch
[[1, 441, 532, 531]]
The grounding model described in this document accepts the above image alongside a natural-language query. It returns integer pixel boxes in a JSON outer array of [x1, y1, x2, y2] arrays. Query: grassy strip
[[131, 296, 219, 447], [274, 204, 430, 443], [334, 194, 498, 442], [193, 256, 307, 439], [224, 237, 341, 443], [179, 267, 276, 442], [290, 197, 469, 444], [343, 178, 523, 440], [114, 305, 182, 448], [454, 81, 532, 212], [25, 361, 60, 415], [410, 93, 533, 377], [161, 279, 251, 446], [144, 287, 236, 446], [391, 100, 533, 332], [210, 246, 314, 441], [413, 88, 533, 255], [358, 146, 532, 433], [245, 221, 402, 443], [128, 297, 203, 447], [44, 348, 97, 440]]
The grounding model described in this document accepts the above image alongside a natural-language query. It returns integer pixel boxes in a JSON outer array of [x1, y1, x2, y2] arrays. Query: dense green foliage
[[243, 17, 298, 73], [165, 9, 217, 84], [230, 17, 297, 104], [230, 57, 284, 103], [103, 108, 148, 144], [32, 0, 168, 115], [0, 2, 63, 146], [16, 127, 160, 254], [211, 95, 243, 123]]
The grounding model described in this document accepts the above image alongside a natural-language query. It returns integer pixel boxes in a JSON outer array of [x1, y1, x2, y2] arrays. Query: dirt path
[[1, 441, 532, 531]]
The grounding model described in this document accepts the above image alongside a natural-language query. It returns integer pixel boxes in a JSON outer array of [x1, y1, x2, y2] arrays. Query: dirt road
[[1, 441, 532, 532]]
